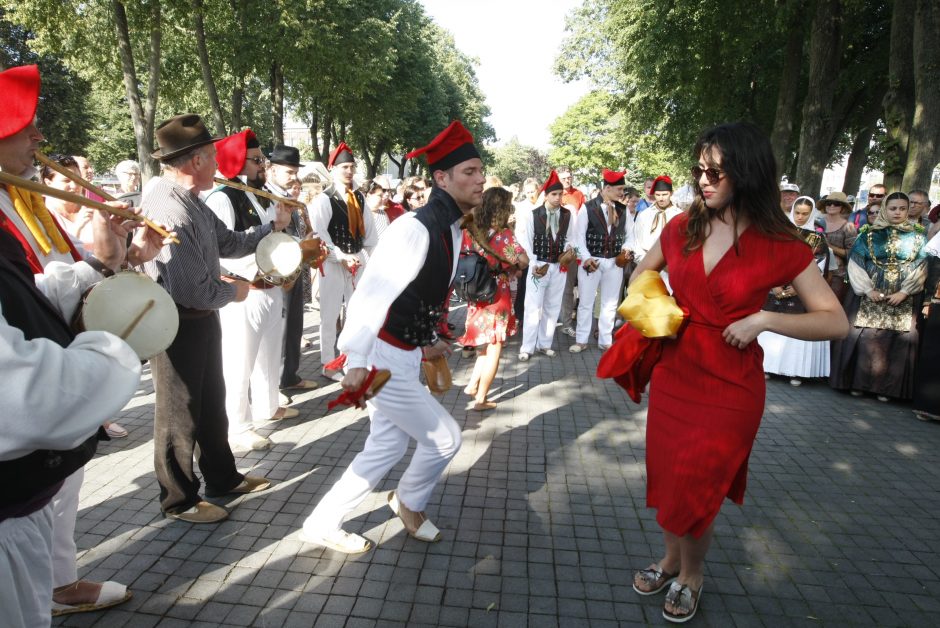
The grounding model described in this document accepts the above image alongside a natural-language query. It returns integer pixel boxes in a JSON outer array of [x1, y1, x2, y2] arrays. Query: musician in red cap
[[570, 169, 632, 352], [204, 129, 298, 453], [515, 170, 577, 361], [311, 141, 377, 380], [0, 64, 169, 622], [632, 175, 682, 263], [300, 120, 483, 553]]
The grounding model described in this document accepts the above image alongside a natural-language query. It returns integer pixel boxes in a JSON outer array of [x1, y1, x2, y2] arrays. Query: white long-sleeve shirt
[[203, 179, 277, 279], [337, 212, 461, 370], [514, 205, 573, 262], [310, 184, 378, 265], [631, 204, 683, 262], [573, 200, 634, 262]]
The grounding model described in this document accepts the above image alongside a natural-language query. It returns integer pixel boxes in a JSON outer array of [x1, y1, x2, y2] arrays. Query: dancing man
[[300, 120, 483, 553]]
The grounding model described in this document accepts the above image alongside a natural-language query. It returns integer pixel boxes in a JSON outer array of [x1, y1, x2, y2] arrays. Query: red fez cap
[[602, 169, 626, 186], [405, 120, 480, 173], [652, 175, 673, 192], [539, 170, 564, 196], [328, 142, 354, 169], [214, 129, 258, 179], [0, 65, 40, 140]]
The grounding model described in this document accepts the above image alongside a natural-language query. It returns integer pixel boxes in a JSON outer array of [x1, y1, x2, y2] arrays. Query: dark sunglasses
[[691, 165, 725, 185], [868, 192, 884, 199]]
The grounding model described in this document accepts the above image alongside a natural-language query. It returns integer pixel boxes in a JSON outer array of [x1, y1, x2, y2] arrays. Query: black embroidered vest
[[0, 240, 101, 510], [532, 205, 571, 262], [381, 188, 461, 347], [216, 183, 263, 232], [583, 197, 627, 258], [327, 189, 366, 254]]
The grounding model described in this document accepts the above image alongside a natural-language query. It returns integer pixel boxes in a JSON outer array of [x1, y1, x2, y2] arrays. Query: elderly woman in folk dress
[[829, 193, 928, 401]]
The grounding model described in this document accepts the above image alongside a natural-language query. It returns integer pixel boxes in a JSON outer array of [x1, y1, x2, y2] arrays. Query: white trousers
[[0, 503, 55, 628], [51, 468, 82, 588], [220, 287, 285, 434], [303, 338, 462, 534], [576, 257, 624, 346], [318, 260, 356, 365], [520, 262, 567, 354]]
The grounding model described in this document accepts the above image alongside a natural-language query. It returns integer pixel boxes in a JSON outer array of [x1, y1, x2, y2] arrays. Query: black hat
[[151, 114, 219, 161], [269, 144, 301, 168]]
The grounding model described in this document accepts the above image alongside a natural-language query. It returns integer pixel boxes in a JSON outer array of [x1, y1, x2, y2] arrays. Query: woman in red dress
[[459, 187, 528, 410], [628, 123, 849, 622]]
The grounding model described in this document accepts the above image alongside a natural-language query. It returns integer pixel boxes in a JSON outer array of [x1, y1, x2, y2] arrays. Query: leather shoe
[[271, 407, 299, 420], [205, 475, 272, 497], [166, 501, 228, 524], [229, 429, 271, 451], [281, 379, 318, 391]]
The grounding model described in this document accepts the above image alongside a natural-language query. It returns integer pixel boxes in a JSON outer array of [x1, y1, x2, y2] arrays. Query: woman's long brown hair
[[461, 187, 515, 267], [683, 122, 801, 255]]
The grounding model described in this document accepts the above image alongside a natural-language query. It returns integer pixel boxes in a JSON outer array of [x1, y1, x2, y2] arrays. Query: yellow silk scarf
[[346, 188, 365, 238], [3, 183, 71, 256], [618, 270, 686, 338]]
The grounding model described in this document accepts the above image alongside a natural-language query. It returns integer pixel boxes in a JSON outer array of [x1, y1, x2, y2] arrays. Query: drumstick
[[119, 299, 155, 339], [212, 177, 306, 209], [0, 171, 179, 244], [34, 152, 118, 202]]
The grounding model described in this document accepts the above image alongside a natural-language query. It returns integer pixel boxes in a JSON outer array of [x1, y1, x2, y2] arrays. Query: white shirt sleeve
[[0, 308, 141, 460], [516, 209, 535, 260], [337, 214, 429, 369], [575, 205, 591, 261], [311, 193, 344, 264], [33, 260, 103, 322], [926, 230, 940, 258], [361, 204, 378, 260]]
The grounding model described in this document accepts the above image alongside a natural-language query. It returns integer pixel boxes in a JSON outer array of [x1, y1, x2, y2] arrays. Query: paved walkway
[[55, 305, 940, 627]]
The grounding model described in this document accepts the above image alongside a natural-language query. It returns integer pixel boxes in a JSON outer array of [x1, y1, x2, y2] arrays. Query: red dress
[[648, 214, 812, 537], [457, 229, 525, 346]]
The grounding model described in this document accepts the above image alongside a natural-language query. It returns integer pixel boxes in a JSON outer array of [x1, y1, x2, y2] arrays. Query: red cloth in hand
[[327, 366, 379, 410], [596, 323, 663, 403]]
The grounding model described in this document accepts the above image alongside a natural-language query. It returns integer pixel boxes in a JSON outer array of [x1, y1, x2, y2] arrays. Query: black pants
[[280, 278, 304, 388], [151, 312, 243, 513], [514, 267, 527, 324]]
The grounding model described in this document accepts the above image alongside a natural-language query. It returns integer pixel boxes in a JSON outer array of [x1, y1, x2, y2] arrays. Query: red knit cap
[[539, 170, 564, 196], [602, 169, 626, 186], [0, 65, 40, 140], [328, 142, 354, 169], [214, 129, 258, 179], [405, 120, 480, 173]]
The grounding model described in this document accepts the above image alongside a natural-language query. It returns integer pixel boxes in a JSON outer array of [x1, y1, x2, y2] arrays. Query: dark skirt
[[913, 304, 940, 416], [829, 291, 922, 399]]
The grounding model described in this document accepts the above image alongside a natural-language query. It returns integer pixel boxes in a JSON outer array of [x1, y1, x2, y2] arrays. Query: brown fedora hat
[[821, 191, 852, 211], [151, 114, 219, 161]]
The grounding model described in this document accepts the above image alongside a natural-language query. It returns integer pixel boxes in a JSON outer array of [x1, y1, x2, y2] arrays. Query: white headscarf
[[789, 195, 820, 230]]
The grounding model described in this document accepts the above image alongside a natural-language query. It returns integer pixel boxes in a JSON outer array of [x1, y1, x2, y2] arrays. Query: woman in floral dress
[[459, 187, 528, 410]]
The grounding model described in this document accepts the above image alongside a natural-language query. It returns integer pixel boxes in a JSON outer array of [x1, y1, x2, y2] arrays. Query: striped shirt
[[140, 176, 271, 310]]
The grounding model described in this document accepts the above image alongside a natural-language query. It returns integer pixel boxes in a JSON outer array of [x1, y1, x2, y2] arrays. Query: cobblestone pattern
[[54, 304, 940, 627]]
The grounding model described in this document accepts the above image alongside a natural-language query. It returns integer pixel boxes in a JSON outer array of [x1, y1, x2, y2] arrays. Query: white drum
[[77, 272, 179, 359], [256, 232, 302, 285]]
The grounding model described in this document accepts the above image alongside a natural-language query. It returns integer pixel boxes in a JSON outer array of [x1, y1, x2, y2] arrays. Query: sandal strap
[[665, 581, 700, 614]]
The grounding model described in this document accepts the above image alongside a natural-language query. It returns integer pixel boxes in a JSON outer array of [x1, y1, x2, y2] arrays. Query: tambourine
[[73, 271, 179, 359], [256, 232, 303, 286]]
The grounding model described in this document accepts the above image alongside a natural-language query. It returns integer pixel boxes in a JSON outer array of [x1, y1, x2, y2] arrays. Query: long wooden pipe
[[0, 170, 179, 244], [212, 177, 306, 209], [34, 152, 119, 202]]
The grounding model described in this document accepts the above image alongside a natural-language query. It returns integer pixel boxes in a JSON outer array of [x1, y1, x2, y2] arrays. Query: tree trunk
[[794, 0, 842, 197], [309, 100, 322, 161], [388, 154, 404, 179], [270, 61, 284, 145], [902, 0, 940, 190], [320, 113, 333, 159], [112, 0, 161, 181], [841, 94, 883, 195], [231, 75, 244, 132], [193, 0, 226, 136], [882, 0, 915, 190], [770, 1, 807, 179]]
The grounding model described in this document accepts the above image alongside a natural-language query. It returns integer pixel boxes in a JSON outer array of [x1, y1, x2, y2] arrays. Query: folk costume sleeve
[[311, 192, 344, 264], [515, 209, 535, 261], [574, 205, 592, 262], [337, 215, 429, 370]]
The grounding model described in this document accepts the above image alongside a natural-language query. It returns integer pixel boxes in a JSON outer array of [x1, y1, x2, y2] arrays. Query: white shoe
[[789, 378, 801, 387], [569, 344, 586, 353], [518, 352, 530, 362], [230, 429, 271, 451], [321, 367, 344, 382], [539, 348, 556, 357], [877, 395, 889, 402], [561, 326, 576, 337]]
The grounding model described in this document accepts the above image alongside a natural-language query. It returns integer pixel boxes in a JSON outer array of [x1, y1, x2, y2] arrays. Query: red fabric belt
[[378, 328, 418, 351]]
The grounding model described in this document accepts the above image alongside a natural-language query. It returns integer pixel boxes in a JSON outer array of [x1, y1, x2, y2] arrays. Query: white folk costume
[[516, 170, 574, 356], [301, 121, 478, 550], [0, 64, 140, 627], [758, 197, 832, 380], [631, 176, 683, 263], [573, 169, 632, 348], [204, 129, 284, 445], [311, 142, 377, 370]]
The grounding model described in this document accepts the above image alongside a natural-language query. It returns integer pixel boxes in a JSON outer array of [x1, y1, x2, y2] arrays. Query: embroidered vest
[[381, 188, 461, 347], [215, 183, 263, 232], [327, 190, 366, 254], [532, 205, 571, 263], [583, 197, 627, 258]]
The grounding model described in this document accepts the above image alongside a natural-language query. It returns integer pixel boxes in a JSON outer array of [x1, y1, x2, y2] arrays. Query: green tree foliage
[[488, 137, 549, 186]]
